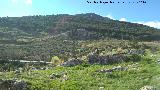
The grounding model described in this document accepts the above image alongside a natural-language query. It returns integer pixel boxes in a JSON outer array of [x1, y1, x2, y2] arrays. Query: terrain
[[0, 13, 160, 90]]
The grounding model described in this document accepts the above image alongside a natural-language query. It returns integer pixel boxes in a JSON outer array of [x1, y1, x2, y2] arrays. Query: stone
[[157, 59, 160, 64], [61, 59, 83, 67], [12, 80, 28, 90], [0, 79, 29, 90], [88, 54, 128, 65], [140, 85, 156, 90], [128, 49, 145, 55], [50, 72, 67, 79], [97, 66, 128, 74], [50, 73, 61, 79]]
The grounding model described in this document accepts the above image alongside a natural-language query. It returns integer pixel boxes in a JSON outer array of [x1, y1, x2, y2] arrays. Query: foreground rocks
[[0, 79, 29, 90]]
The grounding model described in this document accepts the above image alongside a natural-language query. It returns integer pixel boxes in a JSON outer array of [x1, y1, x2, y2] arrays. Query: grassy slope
[[1, 47, 160, 90]]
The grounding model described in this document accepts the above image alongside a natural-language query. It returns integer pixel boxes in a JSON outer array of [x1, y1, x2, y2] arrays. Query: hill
[[0, 13, 160, 90], [0, 13, 160, 61]]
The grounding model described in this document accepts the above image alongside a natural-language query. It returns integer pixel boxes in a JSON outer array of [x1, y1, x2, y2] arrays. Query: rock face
[[61, 59, 83, 67], [69, 29, 103, 40], [0, 79, 29, 90], [88, 54, 128, 65]]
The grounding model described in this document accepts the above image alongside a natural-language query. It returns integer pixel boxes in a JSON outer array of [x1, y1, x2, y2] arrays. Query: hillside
[[0, 13, 160, 62], [0, 13, 160, 90], [0, 13, 160, 41]]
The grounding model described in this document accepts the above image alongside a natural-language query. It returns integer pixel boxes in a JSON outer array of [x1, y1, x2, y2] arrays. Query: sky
[[0, 0, 160, 29]]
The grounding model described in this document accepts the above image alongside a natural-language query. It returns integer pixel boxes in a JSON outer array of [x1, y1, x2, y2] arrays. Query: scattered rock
[[140, 85, 156, 90], [99, 87, 104, 89], [61, 59, 83, 67], [128, 49, 145, 55], [97, 66, 128, 74], [12, 80, 28, 90], [50, 72, 67, 80], [150, 47, 158, 54], [61, 74, 68, 82], [50, 73, 62, 79], [127, 63, 139, 70], [88, 54, 128, 65], [157, 59, 160, 64], [0, 79, 29, 90], [31, 67, 49, 70]]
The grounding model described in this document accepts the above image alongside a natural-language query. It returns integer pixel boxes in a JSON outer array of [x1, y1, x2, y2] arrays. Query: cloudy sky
[[0, 0, 160, 29]]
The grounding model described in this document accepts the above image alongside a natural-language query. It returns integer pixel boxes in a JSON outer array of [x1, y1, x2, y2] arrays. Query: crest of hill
[[0, 13, 160, 41]]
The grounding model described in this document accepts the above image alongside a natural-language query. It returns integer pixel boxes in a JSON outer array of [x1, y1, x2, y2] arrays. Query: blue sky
[[0, 0, 160, 28]]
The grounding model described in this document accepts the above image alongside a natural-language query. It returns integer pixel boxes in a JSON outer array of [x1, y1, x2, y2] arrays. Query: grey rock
[[128, 49, 145, 55], [157, 59, 160, 64], [97, 66, 128, 73], [61, 59, 83, 67], [50, 72, 67, 79], [140, 86, 156, 90], [88, 54, 128, 65], [0, 79, 29, 90]]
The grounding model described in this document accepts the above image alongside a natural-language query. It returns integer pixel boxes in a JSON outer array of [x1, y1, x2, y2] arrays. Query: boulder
[[61, 59, 83, 67], [157, 59, 160, 64], [0, 79, 29, 90], [50, 73, 62, 79], [97, 66, 128, 74], [140, 86, 156, 90], [88, 54, 128, 65], [50, 72, 68, 80], [128, 49, 145, 55]]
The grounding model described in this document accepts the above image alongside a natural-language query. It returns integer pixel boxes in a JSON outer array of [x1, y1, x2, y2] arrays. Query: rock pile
[[97, 63, 139, 74], [50, 72, 68, 81], [97, 66, 128, 74], [88, 54, 128, 65], [128, 49, 145, 55], [0, 79, 29, 90], [61, 59, 83, 67]]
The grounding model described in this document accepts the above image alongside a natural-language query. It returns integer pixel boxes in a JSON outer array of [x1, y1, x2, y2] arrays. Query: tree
[[50, 56, 62, 66]]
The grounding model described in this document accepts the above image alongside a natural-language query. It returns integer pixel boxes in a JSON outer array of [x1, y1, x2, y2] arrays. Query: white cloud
[[106, 14, 115, 20], [118, 17, 160, 29], [134, 21, 160, 29], [120, 18, 127, 21], [25, 0, 32, 5]]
